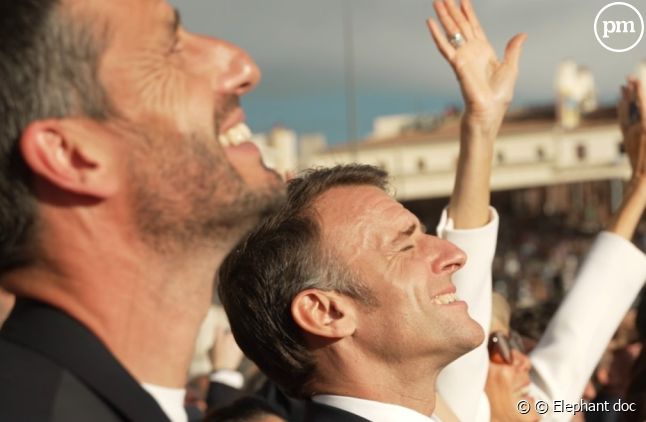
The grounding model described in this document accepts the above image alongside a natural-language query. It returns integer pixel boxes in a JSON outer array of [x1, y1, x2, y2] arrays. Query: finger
[[461, 0, 485, 39], [434, 0, 461, 40], [502, 33, 527, 70], [445, 0, 474, 40], [627, 78, 637, 102], [427, 18, 455, 62], [618, 85, 630, 127], [634, 79, 646, 125]]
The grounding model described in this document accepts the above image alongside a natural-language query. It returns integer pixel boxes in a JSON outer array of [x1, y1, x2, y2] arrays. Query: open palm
[[427, 0, 526, 120]]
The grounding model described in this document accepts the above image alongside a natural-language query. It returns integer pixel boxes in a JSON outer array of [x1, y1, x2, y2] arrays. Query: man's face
[[80, 0, 283, 248], [314, 185, 484, 367]]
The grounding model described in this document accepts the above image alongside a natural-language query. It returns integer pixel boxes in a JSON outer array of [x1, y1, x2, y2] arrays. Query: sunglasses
[[488, 330, 525, 365]]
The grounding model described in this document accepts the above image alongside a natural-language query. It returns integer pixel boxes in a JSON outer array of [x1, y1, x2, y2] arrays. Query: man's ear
[[20, 119, 118, 198], [291, 289, 356, 339]]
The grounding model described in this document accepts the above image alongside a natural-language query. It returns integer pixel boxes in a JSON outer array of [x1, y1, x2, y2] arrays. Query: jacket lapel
[[2, 299, 170, 422]]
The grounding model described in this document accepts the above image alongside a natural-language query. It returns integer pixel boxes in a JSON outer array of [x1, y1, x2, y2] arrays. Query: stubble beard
[[128, 129, 284, 256]]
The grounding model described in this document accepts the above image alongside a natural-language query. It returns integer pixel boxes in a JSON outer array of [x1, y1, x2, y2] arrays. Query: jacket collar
[[1, 299, 170, 422]]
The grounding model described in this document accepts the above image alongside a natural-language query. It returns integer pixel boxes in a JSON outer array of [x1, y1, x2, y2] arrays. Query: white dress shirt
[[210, 369, 245, 389], [435, 207, 499, 422], [312, 395, 442, 422], [141, 383, 187, 422]]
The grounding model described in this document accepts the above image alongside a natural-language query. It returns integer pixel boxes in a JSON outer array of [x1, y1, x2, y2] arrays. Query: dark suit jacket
[[0, 299, 170, 422], [302, 401, 371, 422], [206, 381, 244, 410], [205, 380, 305, 422]]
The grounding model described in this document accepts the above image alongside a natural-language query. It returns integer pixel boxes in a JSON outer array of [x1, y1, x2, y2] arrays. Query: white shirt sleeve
[[530, 231, 646, 421], [435, 207, 499, 422]]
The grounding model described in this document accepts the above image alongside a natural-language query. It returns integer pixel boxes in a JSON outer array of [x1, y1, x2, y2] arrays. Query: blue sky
[[171, 0, 646, 144]]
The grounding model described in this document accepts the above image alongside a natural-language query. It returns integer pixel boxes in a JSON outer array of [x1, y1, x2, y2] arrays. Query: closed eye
[[400, 245, 414, 252]]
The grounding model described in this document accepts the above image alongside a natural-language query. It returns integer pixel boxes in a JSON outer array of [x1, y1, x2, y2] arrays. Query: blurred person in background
[[205, 396, 286, 422], [185, 325, 246, 421], [478, 79, 646, 422], [588, 310, 641, 422], [622, 290, 646, 421], [486, 292, 538, 422], [0, 0, 283, 420]]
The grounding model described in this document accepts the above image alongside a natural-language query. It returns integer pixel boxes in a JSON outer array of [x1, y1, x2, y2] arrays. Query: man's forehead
[[68, 0, 173, 27], [313, 185, 415, 233]]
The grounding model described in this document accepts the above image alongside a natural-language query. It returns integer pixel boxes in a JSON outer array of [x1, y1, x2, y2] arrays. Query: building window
[[536, 147, 545, 161], [417, 158, 427, 172], [576, 144, 587, 161]]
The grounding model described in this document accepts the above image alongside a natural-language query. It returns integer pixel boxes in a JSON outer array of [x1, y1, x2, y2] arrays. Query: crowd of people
[[0, 0, 644, 422]]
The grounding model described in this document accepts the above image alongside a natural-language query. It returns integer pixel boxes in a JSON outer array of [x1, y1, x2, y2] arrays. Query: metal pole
[[343, 0, 358, 160]]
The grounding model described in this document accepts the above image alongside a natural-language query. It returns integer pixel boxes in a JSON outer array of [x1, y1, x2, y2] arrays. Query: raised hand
[[608, 78, 646, 239], [427, 0, 526, 131], [618, 78, 646, 179], [428, 0, 526, 228], [211, 326, 244, 372]]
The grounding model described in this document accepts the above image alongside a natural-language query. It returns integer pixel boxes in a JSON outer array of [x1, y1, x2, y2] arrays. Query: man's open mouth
[[218, 122, 252, 147], [431, 293, 459, 305]]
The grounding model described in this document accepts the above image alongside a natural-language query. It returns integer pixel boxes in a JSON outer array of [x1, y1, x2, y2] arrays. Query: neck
[[5, 228, 229, 388], [312, 352, 441, 416]]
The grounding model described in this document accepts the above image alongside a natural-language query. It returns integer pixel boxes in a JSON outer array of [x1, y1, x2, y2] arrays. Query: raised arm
[[427, 1, 526, 421], [427, 0, 526, 228], [529, 79, 646, 421], [610, 78, 646, 239]]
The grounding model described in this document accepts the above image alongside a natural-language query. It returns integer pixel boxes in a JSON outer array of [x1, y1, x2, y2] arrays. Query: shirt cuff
[[210, 369, 244, 389], [436, 206, 499, 237]]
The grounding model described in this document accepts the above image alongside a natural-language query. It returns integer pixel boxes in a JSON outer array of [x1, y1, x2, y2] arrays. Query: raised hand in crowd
[[619, 78, 646, 175], [500, 79, 646, 422], [611, 78, 646, 239], [428, 0, 526, 228], [211, 327, 245, 372]]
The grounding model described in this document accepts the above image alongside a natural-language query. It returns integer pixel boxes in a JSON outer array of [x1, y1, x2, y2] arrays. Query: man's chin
[[224, 181, 286, 239], [454, 319, 486, 355]]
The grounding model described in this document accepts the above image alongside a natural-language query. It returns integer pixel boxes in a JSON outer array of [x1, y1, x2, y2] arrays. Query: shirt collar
[[312, 395, 441, 422], [141, 383, 187, 422]]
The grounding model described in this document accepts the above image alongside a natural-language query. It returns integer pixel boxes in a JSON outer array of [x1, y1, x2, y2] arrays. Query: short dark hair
[[205, 396, 285, 422], [218, 164, 388, 398], [0, 0, 111, 274]]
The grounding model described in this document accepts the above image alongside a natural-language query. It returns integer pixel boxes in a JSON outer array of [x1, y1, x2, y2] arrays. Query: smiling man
[[218, 1, 526, 419], [219, 165, 486, 422], [0, 0, 283, 420]]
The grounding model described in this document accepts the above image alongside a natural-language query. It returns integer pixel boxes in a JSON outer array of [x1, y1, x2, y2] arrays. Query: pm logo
[[594, 2, 644, 52]]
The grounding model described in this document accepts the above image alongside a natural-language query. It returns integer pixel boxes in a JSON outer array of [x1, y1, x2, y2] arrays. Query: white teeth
[[218, 123, 252, 147], [431, 293, 458, 305]]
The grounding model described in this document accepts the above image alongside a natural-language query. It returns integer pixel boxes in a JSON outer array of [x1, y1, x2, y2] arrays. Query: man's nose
[[220, 44, 261, 96], [427, 237, 467, 275], [204, 37, 261, 96]]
